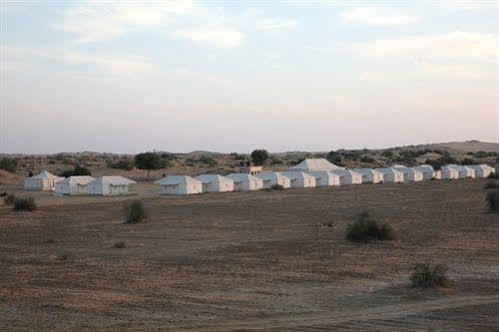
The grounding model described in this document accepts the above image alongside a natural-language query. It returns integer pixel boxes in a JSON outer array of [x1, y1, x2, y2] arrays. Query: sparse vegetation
[[0, 157, 18, 173], [199, 155, 217, 167], [345, 211, 396, 242], [381, 150, 394, 158], [484, 181, 499, 189], [326, 151, 344, 166], [124, 200, 147, 224], [485, 190, 499, 212], [113, 241, 126, 248], [410, 263, 453, 288], [13, 197, 37, 212], [108, 159, 134, 170], [59, 164, 92, 177]]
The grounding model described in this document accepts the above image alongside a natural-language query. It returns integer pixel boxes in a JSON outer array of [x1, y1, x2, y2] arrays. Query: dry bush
[[484, 181, 499, 190], [485, 190, 499, 212], [13, 197, 37, 212], [410, 263, 453, 288], [346, 211, 396, 242], [3, 193, 16, 206], [124, 200, 147, 224]]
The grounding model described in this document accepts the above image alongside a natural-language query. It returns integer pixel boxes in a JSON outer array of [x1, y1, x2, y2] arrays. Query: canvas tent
[[256, 172, 291, 189], [441, 165, 459, 179], [54, 176, 95, 195], [375, 168, 404, 183], [281, 171, 316, 188], [413, 165, 435, 181], [393, 165, 423, 183], [353, 168, 383, 184], [470, 164, 495, 178], [448, 165, 475, 178], [331, 170, 362, 185], [290, 158, 344, 172], [155, 176, 202, 195], [226, 173, 263, 191], [307, 171, 340, 187], [195, 174, 234, 193], [24, 171, 63, 191], [87, 176, 136, 196]]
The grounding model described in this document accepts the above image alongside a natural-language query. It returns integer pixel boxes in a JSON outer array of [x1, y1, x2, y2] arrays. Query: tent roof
[[307, 171, 340, 178], [155, 175, 201, 185], [281, 171, 316, 180], [32, 170, 62, 179], [226, 173, 261, 182], [256, 172, 289, 181], [353, 168, 381, 175], [331, 169, 361, 176], [195, 174, 233, 183], [89, 176, 136, 186], [375, 167, 403, 175], [413, 165, 434, 172], [59, 176, 95, 185], [291, 158, 344, 172]]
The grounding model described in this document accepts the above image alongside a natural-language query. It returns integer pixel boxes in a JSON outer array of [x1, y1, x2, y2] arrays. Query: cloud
[[257, 17, 297, 30], [4, 46, 154, 75], [173, 26, 243, 48], [340, 8, 418, 26], [54, 1, 194, 43], [353, 31, 498, 63]]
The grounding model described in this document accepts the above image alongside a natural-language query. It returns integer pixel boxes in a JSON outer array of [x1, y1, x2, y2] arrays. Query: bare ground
[[0, 179, 498, 330]]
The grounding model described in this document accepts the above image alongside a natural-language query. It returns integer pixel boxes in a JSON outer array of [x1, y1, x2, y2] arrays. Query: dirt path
[[169, 294, 499, 331]]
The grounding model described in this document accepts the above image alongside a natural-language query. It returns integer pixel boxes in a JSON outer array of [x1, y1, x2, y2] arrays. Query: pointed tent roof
[[89, 176, 136, 186], [154, 175, 201, 186], [291, 158, 344, 172], [32, 170, 62, 179]]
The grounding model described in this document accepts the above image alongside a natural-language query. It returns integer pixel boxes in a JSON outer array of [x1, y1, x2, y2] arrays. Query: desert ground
[[1, 177, 498, 330]]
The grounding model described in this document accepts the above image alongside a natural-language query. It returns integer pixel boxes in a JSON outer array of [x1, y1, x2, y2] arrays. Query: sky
[[1, 0, 498, 154]]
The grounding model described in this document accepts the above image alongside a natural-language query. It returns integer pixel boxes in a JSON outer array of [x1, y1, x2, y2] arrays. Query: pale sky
[[1, 0, 498, 154]]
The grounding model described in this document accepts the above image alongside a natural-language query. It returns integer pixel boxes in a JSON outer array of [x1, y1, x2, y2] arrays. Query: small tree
[[135, 152, 165, 177], [251, 149, 269, 166], [326, 151, 344, 166], [124, 200, 147, 224]]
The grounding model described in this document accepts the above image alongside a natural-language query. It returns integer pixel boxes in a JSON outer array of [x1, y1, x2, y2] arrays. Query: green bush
[[346, 211, 396, 242], [3, 193, 16, 206], [13, 197, 37, 211], [485, 190, 499, 212], [251, 149, 270, 166], [199, 156, 217, 167], [59, 164, 92, 177], [0, 157, 18, 173], [108, 159, 134, 170], [124, 200, 147, 224], [410, 263, 452, 288]]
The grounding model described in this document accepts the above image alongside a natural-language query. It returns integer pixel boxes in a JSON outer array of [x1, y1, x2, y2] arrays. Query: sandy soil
[[0, 179, 498, 330]]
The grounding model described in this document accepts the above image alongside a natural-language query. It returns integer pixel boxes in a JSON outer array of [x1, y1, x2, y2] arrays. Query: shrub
[[199, 155, 217, 167], [251, 149, 270, 166], [13, 197, 37, 211], [113, 241, 126, 248], [381, 150, 394, 158], [410, 263, 453, 288], [326, 151, 344, 166], [270, 184, 286, 191], [108, 159, 134, 170], [346, 211, 396, 242], [484, 181, 499, 190], [3, 193, 16, 206], [488, 172, 499, 179], [59, 164, 92, 177], [0, 157, 18, 173], [360, 155, 375, 163], [485, 190, 499, 212], [124, 200, 147, 224]]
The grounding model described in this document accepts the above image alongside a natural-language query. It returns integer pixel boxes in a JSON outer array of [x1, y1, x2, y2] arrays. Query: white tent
[[195, 174, 234, 193], [353, 168, 383, 184], [87, 176, 136, 196], [54, 176, 95, 195], [470, 164, 495, 178], [375, 168, 404, 183], [393, 165, 424, 183], [281, 171, 316, 188], [256, 172, 291, 189], [331, 170, 362, 185], [155, 175, 202, 195], [290, 158, 344, 172], [307, 171, 340, 187], [413, 165, 436, 181], [448, 165, 475, 179], [24, 171, 63, 191], [441, 165, 459, 180], [226, 173, 263, 191]]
